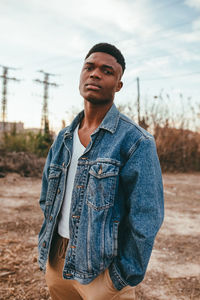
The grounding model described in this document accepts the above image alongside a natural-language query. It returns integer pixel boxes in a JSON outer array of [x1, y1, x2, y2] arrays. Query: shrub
[[0, 130, 54, 158], [117, 99, 200, 172]]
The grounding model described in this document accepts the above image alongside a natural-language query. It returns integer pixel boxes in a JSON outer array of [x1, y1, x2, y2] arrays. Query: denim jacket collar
[[64, 103, 120, 137], [98, 104, 120, 134], [64, 111, 84, 137]]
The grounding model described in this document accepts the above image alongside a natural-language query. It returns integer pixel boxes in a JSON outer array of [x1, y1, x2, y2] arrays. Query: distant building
[[0, 122, 56, 140], [0, 121, 24, 133]]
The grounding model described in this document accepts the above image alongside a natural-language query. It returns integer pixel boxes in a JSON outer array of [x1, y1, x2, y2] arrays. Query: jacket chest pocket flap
[[86, 163, 119, 211]]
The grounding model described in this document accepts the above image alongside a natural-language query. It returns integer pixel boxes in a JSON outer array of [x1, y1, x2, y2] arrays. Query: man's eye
[[85, 66, 92, 71], [104, 70, 112, 75]]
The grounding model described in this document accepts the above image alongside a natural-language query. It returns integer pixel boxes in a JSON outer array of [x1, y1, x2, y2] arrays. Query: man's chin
[[85, 97, 111, 105]]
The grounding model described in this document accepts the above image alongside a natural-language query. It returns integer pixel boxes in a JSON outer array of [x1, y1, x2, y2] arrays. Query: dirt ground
[[0, 173, 200, 300]]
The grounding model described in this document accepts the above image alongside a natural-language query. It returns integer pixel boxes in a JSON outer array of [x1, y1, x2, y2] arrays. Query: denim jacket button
[[76, 185, 84, 189], [49, 216, 53, 221], [72, 215, 80, 219], [42, 241, 46, 248], [62, 162, 65, 167], [98, 165, 103, 175], [57, 188, 61, 194]]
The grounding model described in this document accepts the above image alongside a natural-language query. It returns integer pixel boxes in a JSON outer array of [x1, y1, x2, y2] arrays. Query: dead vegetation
[[155, 126, 200, 172], [0, 151, 45, 177], [0, 172, 200, 299], [117, 94, 200, 172]]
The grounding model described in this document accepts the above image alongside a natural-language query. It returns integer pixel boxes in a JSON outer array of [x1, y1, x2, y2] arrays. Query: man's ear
[[116, 81, 123, 92]]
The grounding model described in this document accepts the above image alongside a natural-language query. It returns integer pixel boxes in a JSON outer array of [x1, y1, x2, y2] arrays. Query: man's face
[[79, 52, 123, 105]]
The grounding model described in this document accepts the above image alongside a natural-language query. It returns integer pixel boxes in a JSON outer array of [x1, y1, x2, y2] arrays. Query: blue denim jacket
[[38, 104, 164, 290]]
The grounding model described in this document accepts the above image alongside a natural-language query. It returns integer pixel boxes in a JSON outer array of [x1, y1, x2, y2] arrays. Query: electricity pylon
[[0, 65, 20, 131], [34, 70, 59, 133]]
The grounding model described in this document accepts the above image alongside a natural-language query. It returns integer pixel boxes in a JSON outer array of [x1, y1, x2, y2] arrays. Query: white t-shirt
[[58, 125, 85, 238]]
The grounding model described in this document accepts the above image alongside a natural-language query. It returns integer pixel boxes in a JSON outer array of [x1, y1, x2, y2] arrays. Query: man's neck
[[77, 100, 113, 148], [79, 100, 113, 131]]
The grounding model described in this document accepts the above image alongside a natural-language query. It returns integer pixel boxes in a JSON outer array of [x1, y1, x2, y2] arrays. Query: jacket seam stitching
[[113, 263, 128, 287], [127, 135, 153, 159], [119, 114, 150, 138]]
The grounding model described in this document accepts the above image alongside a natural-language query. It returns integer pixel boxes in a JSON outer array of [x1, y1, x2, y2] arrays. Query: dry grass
[[0, 173, 200, 299]]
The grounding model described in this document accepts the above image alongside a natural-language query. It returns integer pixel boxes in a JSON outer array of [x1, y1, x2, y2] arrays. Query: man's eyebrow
[[85, 62, 94, 65], [102, 64, 114, 71], [84, 62, 114, 71]]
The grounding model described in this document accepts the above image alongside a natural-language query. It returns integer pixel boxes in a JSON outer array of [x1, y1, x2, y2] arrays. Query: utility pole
[[34, 70, 59, 133], [136, 77, 141, 125], [0, 65, 20, 131]]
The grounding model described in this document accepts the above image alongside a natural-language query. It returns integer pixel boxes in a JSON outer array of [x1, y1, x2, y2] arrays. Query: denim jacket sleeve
[[109, 135, 164, 290], [39, 146, 53, 214]]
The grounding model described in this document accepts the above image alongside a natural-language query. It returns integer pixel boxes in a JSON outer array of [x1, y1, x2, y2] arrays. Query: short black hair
[[85, 43, 126, 74]]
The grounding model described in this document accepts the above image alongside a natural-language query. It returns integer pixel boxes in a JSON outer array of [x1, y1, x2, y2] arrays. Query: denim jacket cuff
[[108, 262, 128, 291]]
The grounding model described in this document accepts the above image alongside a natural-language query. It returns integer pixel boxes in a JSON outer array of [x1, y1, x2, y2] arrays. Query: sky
[[0, 0, 200, 132]]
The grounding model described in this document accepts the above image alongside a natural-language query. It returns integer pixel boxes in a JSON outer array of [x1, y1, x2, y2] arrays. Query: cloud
[[0, 7, 88, 59], [39, 0, 152, 34], [185, 0, 200, 10], [176, 50, 200, 62], [0, 0, 162, 69], [192, 18, 200, 29], [21, 0, 160, 46], [0, 0, 199, 128], [180, 31, 200, 42]]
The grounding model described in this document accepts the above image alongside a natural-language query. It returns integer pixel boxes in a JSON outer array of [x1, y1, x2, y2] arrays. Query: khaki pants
[[45, 233, 136, 300]]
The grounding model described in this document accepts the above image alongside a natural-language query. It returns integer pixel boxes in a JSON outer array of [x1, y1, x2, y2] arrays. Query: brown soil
[[0, 173, 200, 299]]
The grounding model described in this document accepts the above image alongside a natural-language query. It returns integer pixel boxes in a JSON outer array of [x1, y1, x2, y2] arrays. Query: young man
[[38, 43, 164, 300]]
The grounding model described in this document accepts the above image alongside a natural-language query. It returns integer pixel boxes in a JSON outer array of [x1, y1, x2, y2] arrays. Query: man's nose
[[90, 68, 101, 79]]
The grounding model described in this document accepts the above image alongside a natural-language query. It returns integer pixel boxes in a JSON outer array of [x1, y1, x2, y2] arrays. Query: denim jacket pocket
[[86, 162, 119, 211], [44, 166, 62, 218]]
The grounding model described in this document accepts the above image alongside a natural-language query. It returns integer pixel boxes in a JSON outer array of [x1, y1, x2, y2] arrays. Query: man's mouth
[[85, 83, 101, 90]]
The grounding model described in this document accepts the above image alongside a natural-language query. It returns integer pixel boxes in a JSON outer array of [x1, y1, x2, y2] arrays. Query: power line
[[27, 17, 194, 70], [32, 21, 192, 72], [119, 20, 193, 54], [141, 71, 200, 81], [126, 51, 200, 77]]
